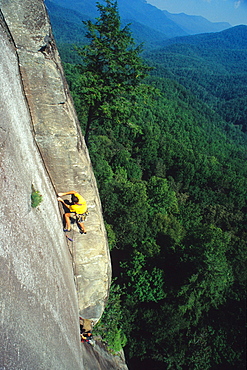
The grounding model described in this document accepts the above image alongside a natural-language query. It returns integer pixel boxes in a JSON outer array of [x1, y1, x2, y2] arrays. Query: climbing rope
[[65, 227, 79, 291]]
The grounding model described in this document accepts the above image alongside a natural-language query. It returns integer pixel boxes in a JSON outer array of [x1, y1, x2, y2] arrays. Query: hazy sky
[[146, 0, 247, 26]]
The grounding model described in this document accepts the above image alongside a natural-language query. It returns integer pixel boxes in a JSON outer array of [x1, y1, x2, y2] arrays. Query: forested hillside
[[47, 1, 247, 368], [145, 25, 247, 132]]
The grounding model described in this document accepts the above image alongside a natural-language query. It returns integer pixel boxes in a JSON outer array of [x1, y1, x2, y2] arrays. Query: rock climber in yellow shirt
[[57, 191, 87, 234]]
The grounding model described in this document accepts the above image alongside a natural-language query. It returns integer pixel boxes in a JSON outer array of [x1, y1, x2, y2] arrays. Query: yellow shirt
[[69, 193, 87, 214]]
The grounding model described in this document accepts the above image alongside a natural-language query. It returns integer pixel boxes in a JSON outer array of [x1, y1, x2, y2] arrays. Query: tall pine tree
[[75, 0, 150, 144]]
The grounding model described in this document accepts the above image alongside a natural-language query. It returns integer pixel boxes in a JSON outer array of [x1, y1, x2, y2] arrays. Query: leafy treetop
[[75, 0, 150, 144]]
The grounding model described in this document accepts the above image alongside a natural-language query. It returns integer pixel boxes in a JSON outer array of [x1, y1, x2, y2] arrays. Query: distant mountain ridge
[[45, 0, 172, 49], [117, 0, 187, 38], [155, 24, 247, 49], [45, 0, 231, 46], [163, 10, 231, 35]]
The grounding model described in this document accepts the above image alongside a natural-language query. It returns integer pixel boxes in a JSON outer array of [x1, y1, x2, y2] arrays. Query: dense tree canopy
[[59, 3, 247, 368]]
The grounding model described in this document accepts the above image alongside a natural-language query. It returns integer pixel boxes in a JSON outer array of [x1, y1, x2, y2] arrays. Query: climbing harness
[[76, 209, 89, 223]]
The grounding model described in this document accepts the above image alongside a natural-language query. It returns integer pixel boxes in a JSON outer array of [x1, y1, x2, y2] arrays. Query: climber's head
[[71, 195, 79, 204]]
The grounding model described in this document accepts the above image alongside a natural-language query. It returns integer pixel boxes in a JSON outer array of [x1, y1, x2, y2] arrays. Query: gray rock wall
[[0, 12, 83, 369], [0, 0, 112, 368], [0, 0, 111, 322]]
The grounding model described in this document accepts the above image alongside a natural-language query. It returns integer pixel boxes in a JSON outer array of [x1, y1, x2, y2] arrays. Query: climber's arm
[[57, 191, 77, 197]]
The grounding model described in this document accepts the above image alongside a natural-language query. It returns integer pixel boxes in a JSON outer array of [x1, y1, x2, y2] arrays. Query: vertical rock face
[[0, 11, 83, 369], [0, 0, 111, 321], [0, 0, 111, 368]]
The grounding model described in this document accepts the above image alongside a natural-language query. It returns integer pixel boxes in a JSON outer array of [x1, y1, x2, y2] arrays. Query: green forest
[[48, 1, 247, 368]]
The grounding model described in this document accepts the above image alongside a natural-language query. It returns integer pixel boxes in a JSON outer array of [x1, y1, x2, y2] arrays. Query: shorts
[[76, 210, 89, 223]]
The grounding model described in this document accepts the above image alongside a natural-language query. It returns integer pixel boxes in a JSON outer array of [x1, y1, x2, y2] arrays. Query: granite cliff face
[[0, 0, 112, 368]]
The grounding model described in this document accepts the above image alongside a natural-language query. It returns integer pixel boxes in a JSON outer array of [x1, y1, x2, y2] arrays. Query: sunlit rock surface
[[0, 0, 111, 321], [0, 11, 83, 368], [0, 0, 114, 368]]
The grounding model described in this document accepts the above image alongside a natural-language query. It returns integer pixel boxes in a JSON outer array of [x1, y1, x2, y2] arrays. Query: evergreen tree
[[75, 0, 150, 144]]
